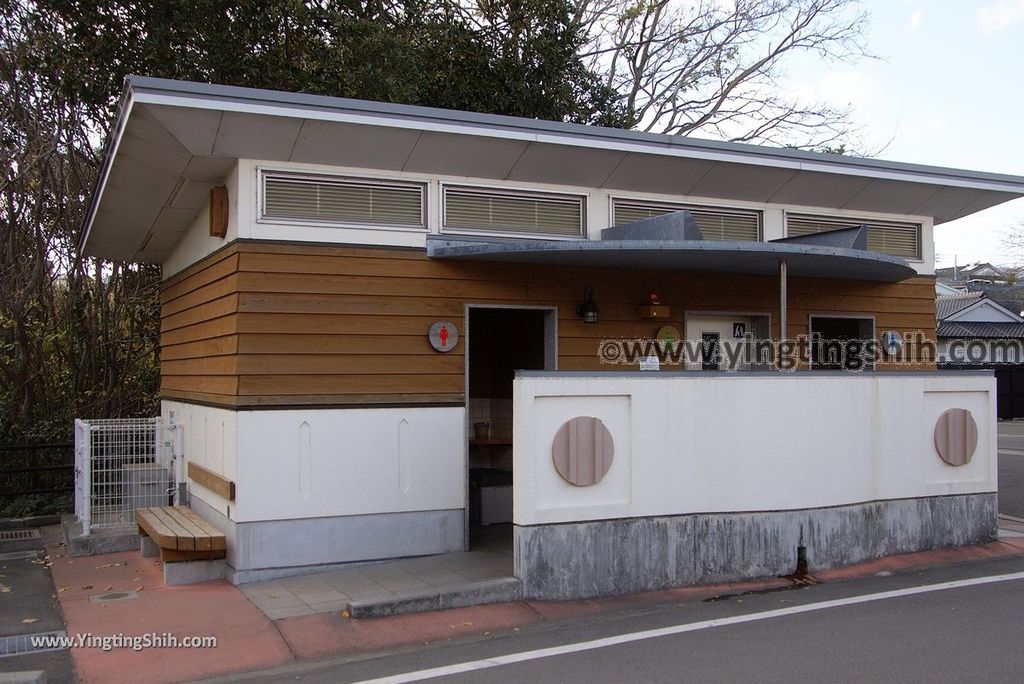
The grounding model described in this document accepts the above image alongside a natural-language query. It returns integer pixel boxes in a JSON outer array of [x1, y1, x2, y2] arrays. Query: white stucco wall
[[162, 401, 465, 523], [162, 400, 237, 518], [224, 158, 935, 275], [161, 162, 244, 278], [513, 373, 996, 526]]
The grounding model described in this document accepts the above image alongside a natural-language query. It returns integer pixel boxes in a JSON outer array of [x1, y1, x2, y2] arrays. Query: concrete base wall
[[515, 493, 998, 600], [189, 498, 464, 584]]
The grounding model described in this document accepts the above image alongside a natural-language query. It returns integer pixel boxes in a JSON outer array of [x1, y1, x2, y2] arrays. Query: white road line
[[352, 570, 1024, 684]]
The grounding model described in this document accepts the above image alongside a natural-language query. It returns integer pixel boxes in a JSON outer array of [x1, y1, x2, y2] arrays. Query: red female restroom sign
[[428, 320, 459, 352]]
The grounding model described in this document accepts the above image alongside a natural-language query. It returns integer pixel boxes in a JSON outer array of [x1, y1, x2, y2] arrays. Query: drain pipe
[[779, 257, 788, 368], [165, 421, 188, 506]]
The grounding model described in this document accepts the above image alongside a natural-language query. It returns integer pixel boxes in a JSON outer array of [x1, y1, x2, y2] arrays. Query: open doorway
[[466, 306, 555, 550], [809, 315, 874, 370]]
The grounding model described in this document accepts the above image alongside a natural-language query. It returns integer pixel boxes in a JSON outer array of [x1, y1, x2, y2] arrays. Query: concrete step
[[60, 514, 138, 557], [345, 576, 523, 618]]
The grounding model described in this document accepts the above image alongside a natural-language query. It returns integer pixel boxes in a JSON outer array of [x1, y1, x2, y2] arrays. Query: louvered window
[[262, 173, 425, 228], [612, 200, 760, 241], [786, 214, 920, 259], [443, 186, 585, 237]]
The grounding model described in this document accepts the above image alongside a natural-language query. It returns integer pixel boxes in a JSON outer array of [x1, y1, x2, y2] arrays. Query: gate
[[74, 418, 175, 534]]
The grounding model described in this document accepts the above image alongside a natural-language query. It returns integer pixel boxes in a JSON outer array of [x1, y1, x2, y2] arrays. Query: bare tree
[[571, 0, 872, 148]]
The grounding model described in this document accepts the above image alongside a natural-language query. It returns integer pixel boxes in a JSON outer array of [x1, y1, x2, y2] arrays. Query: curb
[[0, 515, 61, 530], [345, 577, 523, 619]]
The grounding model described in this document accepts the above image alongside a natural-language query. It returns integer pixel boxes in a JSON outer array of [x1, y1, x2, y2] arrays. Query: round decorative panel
[[933, 408, 978, 467], [551, 417, 614, 487], [427, 320, 458, 352]]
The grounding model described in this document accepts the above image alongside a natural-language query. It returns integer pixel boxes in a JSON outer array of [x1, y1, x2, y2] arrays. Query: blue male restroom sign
[[428, 320, 458, 352]]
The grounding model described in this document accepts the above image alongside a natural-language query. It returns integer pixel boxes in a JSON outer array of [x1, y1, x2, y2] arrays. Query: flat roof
[[426, 236, 917, 282], [82, 76, 1024, 262]]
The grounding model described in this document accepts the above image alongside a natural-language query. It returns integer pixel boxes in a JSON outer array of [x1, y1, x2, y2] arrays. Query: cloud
[[977, 0, 1024, 34], [906, 10, 924, 30]]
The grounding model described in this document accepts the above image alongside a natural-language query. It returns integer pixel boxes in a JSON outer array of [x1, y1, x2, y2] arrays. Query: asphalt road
[[0, 528, 75, 682], [998, 421, 1024, 518], [219, 556, 1024, 684]]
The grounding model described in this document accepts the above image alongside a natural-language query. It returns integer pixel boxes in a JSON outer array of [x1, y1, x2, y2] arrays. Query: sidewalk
[[44, 518, 1024, 684]]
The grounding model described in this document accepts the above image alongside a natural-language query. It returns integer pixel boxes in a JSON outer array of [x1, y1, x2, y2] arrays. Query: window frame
[[610, 198, 763, 242], [441, 184, 587, 240], [785, 212, 922, 260], [258, 169, 428, 231]]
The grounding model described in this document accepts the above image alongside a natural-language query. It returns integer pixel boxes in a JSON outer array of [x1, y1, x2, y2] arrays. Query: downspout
[[779, 257, 788, 370]]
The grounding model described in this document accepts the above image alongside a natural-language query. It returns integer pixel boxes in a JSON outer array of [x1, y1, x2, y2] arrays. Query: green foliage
[[0, 493, 72, 517], [0, 0, 627, 447], [23, 0, 629, 126]]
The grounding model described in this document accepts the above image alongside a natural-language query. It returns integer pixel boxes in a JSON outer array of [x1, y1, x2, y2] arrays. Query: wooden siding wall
[[160, 241, 938, 408]]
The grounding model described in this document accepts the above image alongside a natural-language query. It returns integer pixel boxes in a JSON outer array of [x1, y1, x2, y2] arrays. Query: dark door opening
[[467, 308, 549, 550], [810, 316, 874, 370], [700, 332, 721, 370]]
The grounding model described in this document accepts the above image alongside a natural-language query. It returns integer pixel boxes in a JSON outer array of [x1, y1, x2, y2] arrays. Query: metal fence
[[0, 443, 74, 500], [74, 418, 172, 534]]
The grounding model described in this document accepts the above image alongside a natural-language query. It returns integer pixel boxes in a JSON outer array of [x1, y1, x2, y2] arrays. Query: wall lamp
[[576, 285, 600, 324]]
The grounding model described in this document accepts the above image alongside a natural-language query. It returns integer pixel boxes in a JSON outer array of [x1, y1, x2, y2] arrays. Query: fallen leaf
[[103, 585, 112, 591], [22, 618, 38, 624], [462, 622, 473, 626], [136, 586, 144, 592], [59, 587, 69, 592], [1, 588, 11, 594], [81, 585, 92, 590]]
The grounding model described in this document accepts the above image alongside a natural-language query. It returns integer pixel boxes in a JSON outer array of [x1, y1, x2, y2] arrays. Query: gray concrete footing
[[345, 577, 523, 618], [140, 536, 159, 558], [163, 559, 227, 586], [61, 515, 138, 557], [515, 493, 999, 600]]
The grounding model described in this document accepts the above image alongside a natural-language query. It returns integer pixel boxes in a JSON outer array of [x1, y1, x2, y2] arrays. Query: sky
[[779, 0, 1024, 268]]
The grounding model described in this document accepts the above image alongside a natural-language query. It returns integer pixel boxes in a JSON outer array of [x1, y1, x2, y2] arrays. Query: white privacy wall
[[513, 373, 996, 526], [164, 402, 465, 523], [232, 406, 464, 523]]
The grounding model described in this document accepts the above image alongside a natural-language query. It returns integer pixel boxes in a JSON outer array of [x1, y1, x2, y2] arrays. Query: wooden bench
[[135, 506, 226, 563]]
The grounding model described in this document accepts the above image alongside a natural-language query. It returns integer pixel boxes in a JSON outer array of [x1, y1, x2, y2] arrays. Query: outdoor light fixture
[[576, 285, 600, 323]]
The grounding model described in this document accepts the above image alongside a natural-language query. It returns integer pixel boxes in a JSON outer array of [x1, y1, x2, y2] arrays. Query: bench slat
[[172, 506, 227, 551], [135, 508, 180, 549], [163, 507, 212, 551], [135, 506, 227, 558], [149, 507, 196, 551]]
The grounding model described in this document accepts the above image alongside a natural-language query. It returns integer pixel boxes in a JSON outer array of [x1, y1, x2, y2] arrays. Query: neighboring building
[[79, 77, 1024, 598], [937, 291, 1024, 418], [936, 280, 965, 296], [936, 262, 1014, 285]]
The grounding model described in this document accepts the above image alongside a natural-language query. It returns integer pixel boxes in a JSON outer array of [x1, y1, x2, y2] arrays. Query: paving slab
[[239, 544, 515, 621], [48, 544, 292, 684]]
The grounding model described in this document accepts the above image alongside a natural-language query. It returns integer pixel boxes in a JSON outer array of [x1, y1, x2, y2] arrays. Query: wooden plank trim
[[161, 242, 240, 289], [187, 462, 236, 502], [160, 547, 227, 562]]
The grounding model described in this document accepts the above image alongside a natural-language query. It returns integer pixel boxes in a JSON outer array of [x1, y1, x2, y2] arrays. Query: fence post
[[76, 419, 91, 536]]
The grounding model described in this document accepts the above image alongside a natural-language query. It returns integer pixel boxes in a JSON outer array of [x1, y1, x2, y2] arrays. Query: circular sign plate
[[551, 416, 614, 487], [428, 320, 458, 352]]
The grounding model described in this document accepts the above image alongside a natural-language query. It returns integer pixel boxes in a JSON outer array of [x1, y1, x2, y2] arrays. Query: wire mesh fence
[[74, 418, 170, 533]]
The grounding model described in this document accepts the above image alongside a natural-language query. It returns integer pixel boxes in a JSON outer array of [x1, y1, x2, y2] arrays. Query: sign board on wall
[[428, 320, 459, 352]]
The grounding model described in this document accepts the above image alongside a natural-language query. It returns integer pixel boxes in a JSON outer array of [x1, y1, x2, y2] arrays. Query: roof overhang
[[82, 76, 1024, 263], [426, 236, 917, 282]]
